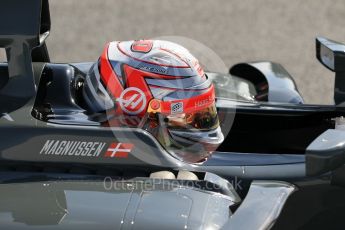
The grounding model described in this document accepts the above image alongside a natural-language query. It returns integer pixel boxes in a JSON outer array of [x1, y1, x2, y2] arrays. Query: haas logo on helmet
[[116, 87, 147, 115]]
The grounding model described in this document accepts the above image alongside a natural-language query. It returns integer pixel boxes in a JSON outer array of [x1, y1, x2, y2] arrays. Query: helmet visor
[[165, 104, 219, 131]]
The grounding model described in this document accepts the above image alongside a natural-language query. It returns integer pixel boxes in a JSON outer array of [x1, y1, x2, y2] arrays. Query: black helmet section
[[82, 63, 114, 113]]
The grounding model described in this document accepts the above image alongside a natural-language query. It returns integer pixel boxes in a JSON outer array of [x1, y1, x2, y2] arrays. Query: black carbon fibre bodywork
[[0, 60, 339, 180]]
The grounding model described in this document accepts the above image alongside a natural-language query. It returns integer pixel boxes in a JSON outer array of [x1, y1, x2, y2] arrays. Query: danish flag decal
[[104, 143, 134, 158]]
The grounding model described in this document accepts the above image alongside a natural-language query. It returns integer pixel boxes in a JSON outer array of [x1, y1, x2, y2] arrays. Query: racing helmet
[[82, 40, 224, 162]]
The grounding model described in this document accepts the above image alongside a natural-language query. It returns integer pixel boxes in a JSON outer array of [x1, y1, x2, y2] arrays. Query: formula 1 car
[[1, 0, 345, 229]]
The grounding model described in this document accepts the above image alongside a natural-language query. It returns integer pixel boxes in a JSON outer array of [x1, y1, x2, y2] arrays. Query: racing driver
[[82, 39, 224, 162]]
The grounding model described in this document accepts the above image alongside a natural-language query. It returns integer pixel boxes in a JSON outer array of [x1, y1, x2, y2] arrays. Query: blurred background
[[47, 0, 345, 104]]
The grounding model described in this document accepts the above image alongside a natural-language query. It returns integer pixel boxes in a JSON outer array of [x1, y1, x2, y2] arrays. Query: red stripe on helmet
[[159, 48, 191, 68], [100, 43, 124, 98], [117, 42, 190, 69], [119, 64, 216, 117], [123, 66, 186, 80], [159, 48, 205, 77], [148, 84, 210, 92]]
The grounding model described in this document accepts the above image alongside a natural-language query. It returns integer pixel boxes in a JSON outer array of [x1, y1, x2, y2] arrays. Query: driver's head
[[83, 40, 224, 162]]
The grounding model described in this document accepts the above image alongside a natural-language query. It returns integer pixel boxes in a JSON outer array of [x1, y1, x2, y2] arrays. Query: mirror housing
[[316, 37, 345, 104], [316, 37, 345, 72]]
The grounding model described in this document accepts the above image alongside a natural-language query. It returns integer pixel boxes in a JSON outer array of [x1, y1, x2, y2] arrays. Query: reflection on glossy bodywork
[[223, 181, 296, 230], [0, 177, 237, 230]]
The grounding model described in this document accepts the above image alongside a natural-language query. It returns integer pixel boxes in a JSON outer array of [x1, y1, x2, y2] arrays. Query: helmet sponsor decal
[[116, 87, 147, 115], [137, 64, 168, 74], [171, 102, 184, 114], [158, 85, 215, 114], [195, 95, 214, 108], [39, 140, 134, 159], [131, 40, 153, 53]]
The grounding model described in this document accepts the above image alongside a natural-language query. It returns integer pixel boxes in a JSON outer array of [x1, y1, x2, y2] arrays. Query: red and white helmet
[[83, 40, 224, 160]]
